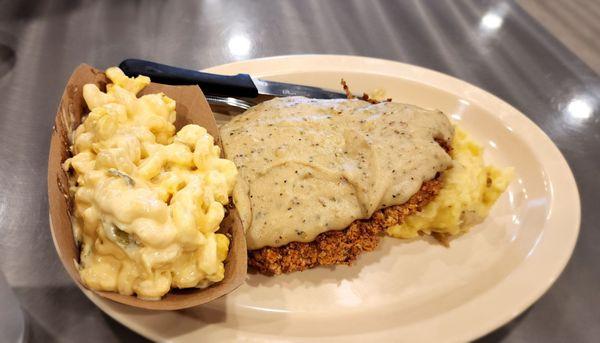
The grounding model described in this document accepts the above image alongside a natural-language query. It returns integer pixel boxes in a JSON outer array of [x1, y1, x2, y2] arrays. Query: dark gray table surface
[[0, 0, 598, 342]]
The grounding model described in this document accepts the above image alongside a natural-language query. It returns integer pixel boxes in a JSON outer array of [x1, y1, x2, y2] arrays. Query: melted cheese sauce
[[220, 97, 454, 249]]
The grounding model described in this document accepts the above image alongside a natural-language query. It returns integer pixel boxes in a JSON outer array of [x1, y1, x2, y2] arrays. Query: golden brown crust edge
[[248, 178, 443, 275]]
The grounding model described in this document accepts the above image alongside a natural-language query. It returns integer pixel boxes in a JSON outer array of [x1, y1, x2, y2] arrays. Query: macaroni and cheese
[[64, 67, 237, 299]]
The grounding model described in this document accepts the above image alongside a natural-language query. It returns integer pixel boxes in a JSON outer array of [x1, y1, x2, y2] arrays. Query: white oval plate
[[81, 55, 580, 342]]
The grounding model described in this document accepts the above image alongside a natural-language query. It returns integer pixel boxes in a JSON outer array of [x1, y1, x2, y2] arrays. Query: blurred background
[[0, 0, 598, 342]]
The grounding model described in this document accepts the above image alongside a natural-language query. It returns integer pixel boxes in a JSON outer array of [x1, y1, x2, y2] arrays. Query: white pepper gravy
[[220, 97, 453, 249]]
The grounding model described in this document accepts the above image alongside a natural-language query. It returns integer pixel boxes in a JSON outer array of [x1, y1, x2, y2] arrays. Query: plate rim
[[80, 54, 581, 342]]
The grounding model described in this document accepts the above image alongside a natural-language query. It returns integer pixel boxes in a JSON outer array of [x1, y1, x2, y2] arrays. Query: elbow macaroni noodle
[[64, 67, 237, 299]]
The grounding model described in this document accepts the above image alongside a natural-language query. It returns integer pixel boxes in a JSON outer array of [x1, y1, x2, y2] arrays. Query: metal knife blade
[[250, 76, 348, 99]]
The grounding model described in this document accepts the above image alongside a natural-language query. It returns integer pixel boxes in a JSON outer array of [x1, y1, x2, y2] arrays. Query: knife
[[118, 59, 349, 100]]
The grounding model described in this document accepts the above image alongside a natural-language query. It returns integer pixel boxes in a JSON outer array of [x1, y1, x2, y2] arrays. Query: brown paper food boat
[[47, 64, 247, 310]]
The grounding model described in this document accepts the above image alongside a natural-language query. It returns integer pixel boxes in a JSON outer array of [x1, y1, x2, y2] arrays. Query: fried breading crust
[[248, 178, 443, 275]]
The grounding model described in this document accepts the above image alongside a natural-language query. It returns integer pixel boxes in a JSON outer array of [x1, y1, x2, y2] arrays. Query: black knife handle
[[118, 59, 259, 98]]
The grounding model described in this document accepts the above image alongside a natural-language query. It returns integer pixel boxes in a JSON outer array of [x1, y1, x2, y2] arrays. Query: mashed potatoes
[[387, 128, 512, 240]]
